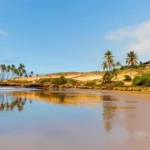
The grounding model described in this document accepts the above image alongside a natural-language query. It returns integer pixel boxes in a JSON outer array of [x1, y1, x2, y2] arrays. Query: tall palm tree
[[22, 69, 26, 77], [14, 69, 19, 78], [126, 50, 138, 78], [126, 51, 138, 67], [11, 64, 16, 78], [6, 65, 11, 79], [115, 61, 122, 69], [102, 61, 108, 71], [18, 64, 25, 77], [0, 64, 6, 80], [104, 50, 114, 71]]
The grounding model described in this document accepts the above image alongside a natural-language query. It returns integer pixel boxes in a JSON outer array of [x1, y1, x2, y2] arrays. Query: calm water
[[0, 88, 150, 150]]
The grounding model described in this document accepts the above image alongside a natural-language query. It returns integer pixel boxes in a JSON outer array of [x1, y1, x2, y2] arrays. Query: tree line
[[0, 64, 34, 80], [102, 50, 139, 71], [101, 50, 142, 83]]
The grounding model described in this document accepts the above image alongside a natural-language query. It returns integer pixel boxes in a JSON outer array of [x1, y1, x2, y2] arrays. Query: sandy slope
[[14, 68, 150, 82], [17, 72, 104, 82]]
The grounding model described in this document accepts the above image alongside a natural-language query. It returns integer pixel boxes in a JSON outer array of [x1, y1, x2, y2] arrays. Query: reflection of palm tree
[[0, 95, 30, 112], [102, 95, 116, 132], [58, 94, 65, 104]]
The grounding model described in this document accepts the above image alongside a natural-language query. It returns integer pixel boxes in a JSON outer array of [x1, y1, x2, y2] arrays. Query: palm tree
[[30, 71, 34, 77], [18, 64, 25, 77], [126, 51, 138, 67], [112, 68, 119, 79], [0, 64, 6, 80], [14, 69, 19, 78], [126, 50, 138, 78], [22, 69, 26, 77], [11, 64, 16, 78], [115, 61, 122, 69], [6, 65, 11, 79], [102, 61, 108, 71], [104, 50, 114, 71]]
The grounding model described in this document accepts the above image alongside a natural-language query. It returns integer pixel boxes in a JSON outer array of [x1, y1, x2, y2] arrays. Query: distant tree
[[126, 51, 138, 78], [6, 65, 11, 79], [14, 69, 19, 78], [102, 71, 113, 83], [104, 50, 114, 71], [102, 61, 108, 71], [11, 64, 16, 78], [22, 69, 26, 77], [112, 68, 119, 79], [139, 61, 145, 67], [30, 71, 34, 77], [25, 74, 28, 77], [115, 62, 122, 69], [18, 64, 26, 77], [126, 51, 138, 67], [0, 64, 6, 80]]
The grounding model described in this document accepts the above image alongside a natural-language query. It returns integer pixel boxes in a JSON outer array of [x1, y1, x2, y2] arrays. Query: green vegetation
[[101, 49, 150, 89], [38, 76, 77, 86], [132, 74, 150, 87], [102, 69, 119, 83], [102, 71, 114, 83], [112, 81, 125, 87], [124, 75, 131, 81]]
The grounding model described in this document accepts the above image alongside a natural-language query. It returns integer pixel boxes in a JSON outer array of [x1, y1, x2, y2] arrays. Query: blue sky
[[0, 0, 150, 74]]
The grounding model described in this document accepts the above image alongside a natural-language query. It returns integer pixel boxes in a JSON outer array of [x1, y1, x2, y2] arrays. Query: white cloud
[[0, 29, 8, 36], [105, 21, 150, 54]]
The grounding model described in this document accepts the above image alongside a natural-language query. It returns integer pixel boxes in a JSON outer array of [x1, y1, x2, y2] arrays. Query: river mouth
[[0, 88, 150, 150]]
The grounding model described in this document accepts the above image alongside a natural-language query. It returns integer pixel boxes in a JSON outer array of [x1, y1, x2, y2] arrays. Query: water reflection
[[7, 90, 102, 107], [0, 89, 137, 133], [101, 95, 136, 132], [0, 89, 149, 150], [1, 90, 137, 134], [0, 94, 32, 112]]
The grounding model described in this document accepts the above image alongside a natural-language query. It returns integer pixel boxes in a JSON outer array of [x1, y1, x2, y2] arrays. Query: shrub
[[112, 81, 125, 87], [132, 73, 150, 87], [65, 78, 76, 84], [51, 76, 67, 85], [102, 71, 113, 83], [132, 76, 142, 86], [112, 69, 119, 79], [85, 80, 97, 86], [39, 78, 51, 83], [145, 77, 150, 86], [39, 76, 77, 85], [124, 75, 131, 81]]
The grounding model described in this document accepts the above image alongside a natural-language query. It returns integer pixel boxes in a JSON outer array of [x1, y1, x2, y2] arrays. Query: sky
[[0, 0, 150, 74]]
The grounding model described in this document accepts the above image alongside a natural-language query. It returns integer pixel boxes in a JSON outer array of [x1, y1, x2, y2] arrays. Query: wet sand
[[0, 88, 150, 150]]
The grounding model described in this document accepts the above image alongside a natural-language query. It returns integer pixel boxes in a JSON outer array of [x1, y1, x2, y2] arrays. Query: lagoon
[[0, 88, 150, 150]]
